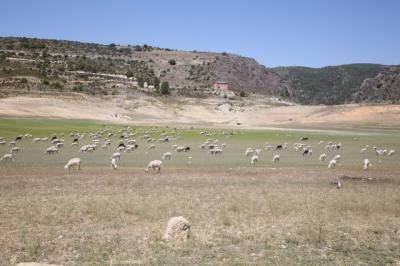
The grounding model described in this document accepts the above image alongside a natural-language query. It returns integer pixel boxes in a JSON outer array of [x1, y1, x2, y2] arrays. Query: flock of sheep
[[0, 128, 196, 172], [0, 128, 396, 177]]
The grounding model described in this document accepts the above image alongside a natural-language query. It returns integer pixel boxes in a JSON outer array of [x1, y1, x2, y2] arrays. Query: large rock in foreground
[[163, 216, 191, 241]]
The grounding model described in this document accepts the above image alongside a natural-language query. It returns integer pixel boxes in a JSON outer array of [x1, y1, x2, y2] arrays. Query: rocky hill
[[352, 66, 400, 103], [271, 64, 387, 104], [0, 37, 398, 104]]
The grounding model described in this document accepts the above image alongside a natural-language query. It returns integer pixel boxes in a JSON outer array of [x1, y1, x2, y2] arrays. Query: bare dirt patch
[[1, 95, 400, 129]]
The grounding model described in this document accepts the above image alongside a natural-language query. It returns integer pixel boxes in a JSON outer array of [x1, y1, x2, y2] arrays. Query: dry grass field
[[1, 119, 400, 265]]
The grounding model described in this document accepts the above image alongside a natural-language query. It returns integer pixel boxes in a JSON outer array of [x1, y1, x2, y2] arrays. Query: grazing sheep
[[149, 144, 156, 149], [175, 146, 185, 152], [328, 159, 337, 169], [125, 145, 136, 152], [360, 147, 367, 153], [255, 148, 262, 156], [300, 137, 309, 141], [388, 149, 395, 156], [162, 152, 172, 160], [332, 181, 342, 189], [272, 154, 280, 162], [146, 160, 162, 172], [209, 148, 223, 155], [163, 216, 191, 241], [276, 145, 283, 150], [363, 159, 371, 170], [44, 146, 58, 154], [251, 155, 259, 164], [0, 140, 6, 145], [80, 144, 96, 152], [64, 158, 81, 171], [118, 143, 126, 149], [9, 141, 16, 146], [10, 147, 22, 153], [375, 149, 386, 156], [117, 146, 126, 152], [111, 152, 121, 160], [55, 142, 64, 149], [0, 153, 14, 162], [185, 146, 191, 152], [111, 158, 118, 170], [333, 154, 341, 161], [245, 147, 254, 157], [319, 153, 327, 161]]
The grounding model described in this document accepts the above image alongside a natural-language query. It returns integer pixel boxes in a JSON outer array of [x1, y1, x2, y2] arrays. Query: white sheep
[[162, 152, 172, 160], [10, 147, 23, 153], [44, 146, 58, 154], [328, 159, 337, 169], [209, 148, 223, 155], [111, 152, 121, 160], [125, 145, 136, 152], [245, 147, 254, 157], [360, 147, 367, 153], [388, 149, 395, 156], [251, 155, 259, 164], [175, 146, 185, 152], [319, 153, 327, 161], [64, 158, 81, 171], [363, 158, 371, 170], [111, 158, 118, 170], [146, 160, 162, 172], [272, 154, 280, 162], [0, 153, 14, 162], [255, 148, 262, 156], [333, 154, 341, 161]]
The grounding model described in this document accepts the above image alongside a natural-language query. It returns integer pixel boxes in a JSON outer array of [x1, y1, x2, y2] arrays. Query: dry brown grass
[[1, 167, 400, 265]]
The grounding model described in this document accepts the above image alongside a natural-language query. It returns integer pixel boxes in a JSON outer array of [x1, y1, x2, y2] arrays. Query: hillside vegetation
[[272, 64, 386, 104], [0, 37, 398, 104]]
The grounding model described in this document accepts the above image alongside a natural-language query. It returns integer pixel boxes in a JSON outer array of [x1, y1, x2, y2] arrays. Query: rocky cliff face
[[208, 54, 290, 96], [352, 66, 400, 103]]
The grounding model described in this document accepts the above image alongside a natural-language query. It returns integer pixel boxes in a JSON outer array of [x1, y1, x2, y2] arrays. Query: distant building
[[213, 81, 229, 91]]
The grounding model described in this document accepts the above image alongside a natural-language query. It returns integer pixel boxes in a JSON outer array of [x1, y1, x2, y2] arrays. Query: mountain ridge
[[0, 36, 398, 104]]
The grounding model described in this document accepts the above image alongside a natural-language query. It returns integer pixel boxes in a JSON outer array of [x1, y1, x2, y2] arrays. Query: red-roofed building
[[213, 81, 229, 91]]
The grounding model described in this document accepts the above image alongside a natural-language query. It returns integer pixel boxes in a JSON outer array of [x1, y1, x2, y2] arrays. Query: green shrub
[[161, 81, 170, 95]]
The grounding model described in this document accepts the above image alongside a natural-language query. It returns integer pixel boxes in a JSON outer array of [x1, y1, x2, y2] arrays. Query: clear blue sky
[[1, 0, 399, 67]]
